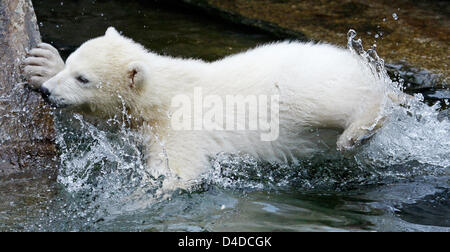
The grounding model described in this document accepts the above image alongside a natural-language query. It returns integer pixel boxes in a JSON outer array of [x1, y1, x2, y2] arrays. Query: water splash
[[199, 30, 449, 192], [347, 29, 389, 82], [53, 111, 167, 218], [347, 29, 449, 169]]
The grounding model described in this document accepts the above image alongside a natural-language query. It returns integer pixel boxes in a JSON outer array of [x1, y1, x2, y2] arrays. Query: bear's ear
[[105, 27, 120, 37], [127, 61, 148, 90]]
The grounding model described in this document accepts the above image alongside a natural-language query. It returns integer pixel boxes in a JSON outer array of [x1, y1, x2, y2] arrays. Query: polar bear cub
[[24, 27, 400, 183]]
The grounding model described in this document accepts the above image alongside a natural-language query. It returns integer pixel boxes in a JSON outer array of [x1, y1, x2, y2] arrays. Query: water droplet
[[392, 13, 398, 20], [347, 29, 357, 40]]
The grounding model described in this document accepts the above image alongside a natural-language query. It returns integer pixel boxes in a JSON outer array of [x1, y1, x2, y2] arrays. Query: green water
[[0, 0, 448, 232]]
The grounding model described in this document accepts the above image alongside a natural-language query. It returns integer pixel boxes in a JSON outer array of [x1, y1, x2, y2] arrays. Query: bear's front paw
[[23, 43, 65, 89]]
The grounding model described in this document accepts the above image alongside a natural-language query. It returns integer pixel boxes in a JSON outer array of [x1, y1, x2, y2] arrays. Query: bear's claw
[[23, 43, 65, 89]]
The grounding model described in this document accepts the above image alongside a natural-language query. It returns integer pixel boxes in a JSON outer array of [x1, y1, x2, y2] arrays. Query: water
[[1, 0, 449, 231]]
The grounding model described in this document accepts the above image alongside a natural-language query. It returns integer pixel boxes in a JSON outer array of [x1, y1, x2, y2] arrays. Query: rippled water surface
[[0, 0, 448, 231]]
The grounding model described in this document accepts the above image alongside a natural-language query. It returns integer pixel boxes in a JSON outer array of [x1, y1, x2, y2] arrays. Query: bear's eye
[[76, 75, 89, 84]]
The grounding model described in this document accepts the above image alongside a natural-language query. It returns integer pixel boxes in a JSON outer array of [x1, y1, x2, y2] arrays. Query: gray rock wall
[[0, 0, 57, 177]]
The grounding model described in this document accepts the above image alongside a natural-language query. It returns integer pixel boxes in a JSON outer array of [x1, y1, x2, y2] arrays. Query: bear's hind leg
[[336, 115, 385, 152]]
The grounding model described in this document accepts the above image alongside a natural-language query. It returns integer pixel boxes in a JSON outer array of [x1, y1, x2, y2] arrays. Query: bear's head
[[40, 27, 150, 118]]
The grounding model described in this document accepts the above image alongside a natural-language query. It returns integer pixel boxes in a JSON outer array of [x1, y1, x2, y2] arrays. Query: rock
[[0, 0, 58, 178], [175, 0, 449, 88], [171, 0, 308, 41]]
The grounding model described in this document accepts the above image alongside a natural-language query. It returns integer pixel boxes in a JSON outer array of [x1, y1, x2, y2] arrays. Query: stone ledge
[[174, 0, 448, 88]]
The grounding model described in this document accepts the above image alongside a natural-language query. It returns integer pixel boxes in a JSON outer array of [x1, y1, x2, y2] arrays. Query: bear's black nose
[[39, 86, 50, 100]]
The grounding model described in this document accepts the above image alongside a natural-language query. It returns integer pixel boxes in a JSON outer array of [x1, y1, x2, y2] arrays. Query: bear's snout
[[39, 86, 51, 100], [39, 86, 59, 108]]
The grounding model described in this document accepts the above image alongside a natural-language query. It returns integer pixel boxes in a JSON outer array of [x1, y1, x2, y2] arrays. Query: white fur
[[25, 27, 393, 185]]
